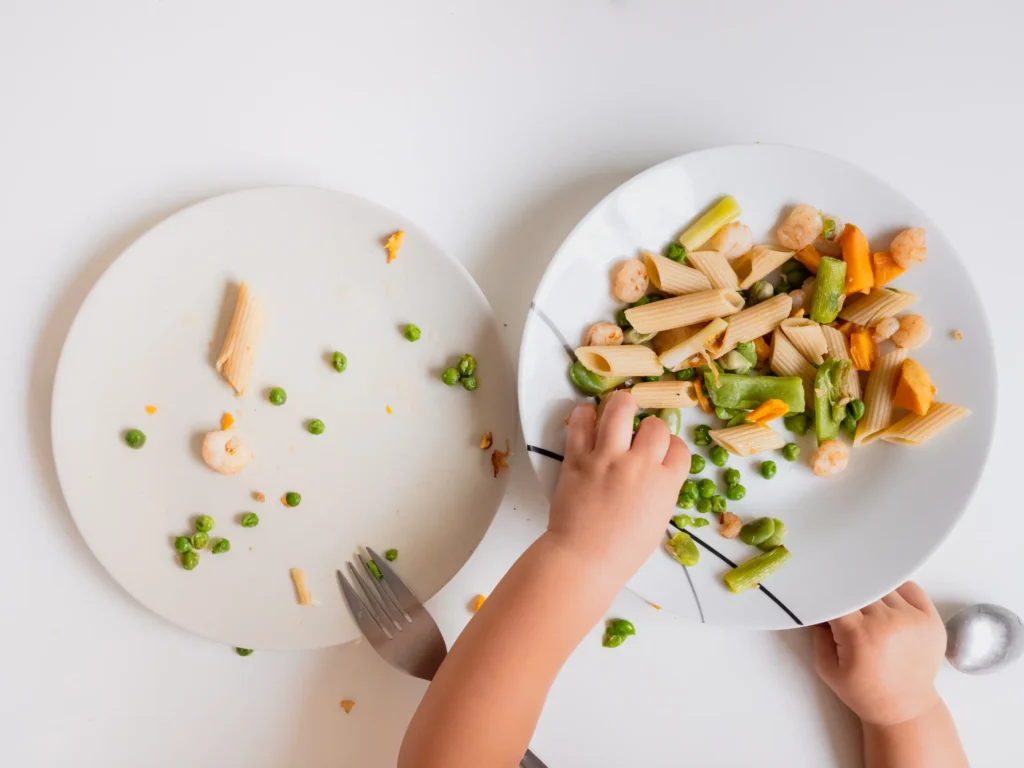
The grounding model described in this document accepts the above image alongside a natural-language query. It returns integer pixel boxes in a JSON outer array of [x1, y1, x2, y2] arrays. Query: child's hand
[[546, 391, 690, 583], [813, 582, 947, 726]]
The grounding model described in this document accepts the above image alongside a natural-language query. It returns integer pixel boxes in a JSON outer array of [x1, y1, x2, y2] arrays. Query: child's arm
[[399, 392, 689, 768], [813, 582, 969, 768]]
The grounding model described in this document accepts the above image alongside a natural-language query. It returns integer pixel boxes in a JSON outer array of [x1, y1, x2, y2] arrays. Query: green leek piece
[[724, 546, 791, 594], [678, 196, 742, 251]]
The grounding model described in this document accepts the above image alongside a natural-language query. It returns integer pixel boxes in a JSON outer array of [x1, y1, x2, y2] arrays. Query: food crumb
[[648, 602, 662, 611], [144, 405, 158, 415], [385, 230, 405, 263], [340, 699, 355, 714], [281, 495, 289, 507], [386, 405, 393, 415], [952, 329, 963, 341], [221, 412, 235, 430], [290, 568, 314, 606], [470, 594, 486, 612], [480, 431, 493, 450], [253, 491, 265, 503], [491, 439, 511, 478]]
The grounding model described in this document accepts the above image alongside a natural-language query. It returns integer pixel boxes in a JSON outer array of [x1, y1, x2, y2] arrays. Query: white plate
[[53, 187, 516, 650], [519, 145, 996, 629]]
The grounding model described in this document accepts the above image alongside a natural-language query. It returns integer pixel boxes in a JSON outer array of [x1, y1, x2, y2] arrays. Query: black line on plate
[[680, 560, 705, 624], [526, 445, 564, 462], [671, 522, 803, 627], [529, 301, 575, 361]]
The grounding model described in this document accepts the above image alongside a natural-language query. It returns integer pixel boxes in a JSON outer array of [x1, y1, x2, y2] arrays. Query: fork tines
[[337, 549, 413, 642]]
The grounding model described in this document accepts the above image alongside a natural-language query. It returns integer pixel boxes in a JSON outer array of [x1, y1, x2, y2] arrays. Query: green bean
[[665, 531, 700, 566], [174, 536, 192, 554], [212, 538, 230, 554], [404, 324, 421, 342], [608, 619, 636, 636], [696, 498, 712, 513], [739, 517, 776, 547], [236, 648, 254, 657], [690, 455, 705, 474], [704, 373, 805, 413], [331, 352, 348, 373], [195, 515, 214, 533], [693, 424, 712, 446], [367, 560, 383, 580], [725, 483, 746, 501], [672, 514, 693, 529], [782, 443, 800, 462], [458, 354, 477, 377], [124, 429, 146, 449], [783, 412, 810, 435], [602, 632, 626, 648], [269, 387, 287, 406], [709, 445, 728, 467], [723, 546, 791, 593], [810, 257, 847, 324], [307, 419, 325, 435], [657, 408, 684, 437], [691, 517, 710, 528], [849, 398, 866, 422], [441, 367, 461, 386], [567, 361, 625, 396], [182, 551, 199, 570], [384, 548, 398, 561], [241, 513, 259, 528], [711, 495, 727, 513], [724, 468, 741, 486], [191, 532, 209, 550], [461, 376, 478, 391], [665, 243, 688, 263], [698, 479, 716, 498], [285, 491, 301, 507], [760, 460, 777, 479], [676, 367, 696, 381], [758, 519, 788, 551], [814, 358, 851, 444]]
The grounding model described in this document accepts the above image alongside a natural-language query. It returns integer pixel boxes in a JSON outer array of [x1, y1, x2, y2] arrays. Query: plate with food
[[52, 187, 517, 650], [519, 144, 995, 629]]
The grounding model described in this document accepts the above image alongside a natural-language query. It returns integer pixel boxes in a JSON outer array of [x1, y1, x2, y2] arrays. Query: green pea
[[212, 538, 230, 554], [691, 517, 710, 528], [711, 495, 727, 513], [124, 429, 146, 449], [676, 368, 696, 381], [783, 412, 810, 436], [236, 648, 254, 657], [760, 460, 777, 479], [608, 619, 636, 636], [457, 354, 477, 377], [642, 375, 660, 382], [740, 517, 777, 546], [637, 412, 654, 423], [672, 514, 693, 529], [461, 375, 478, 391], [842, 414, 857, 435], [849, 398, 866, 422], [681, 479, 699, 499], [285, 491, 301, 507], [777, 274, 790, 293], [696, 498, 712, 513], [174, 536, 192, 554], [240, 513, 259, 528], [195, 515, 215, 533], [724, 468, 741, 486], [709, 445, 728, 467], [441, 367, 461, 386], [749, 280, 774, 304], [677, 495, 695, 510], [331, 352, 348, 373], [367, 560, 383, 580], [404, 324, 421, 342], [726, 484, 746, 501], [191, 532, 209, 551], [690, 455, 706, 474], [665, 243, 688, 263], [693, 424, 711, 446], [602, 632, 626, 648], [698, 479, 716, 498], [182, 551, 199, 570], [633, 415, 641, 431], [384, 548, 398, 562], [616, 308, 631, 329], [269, 387, 287, 406], [782, 443, 801, 462], [307, 419, 325, 435]]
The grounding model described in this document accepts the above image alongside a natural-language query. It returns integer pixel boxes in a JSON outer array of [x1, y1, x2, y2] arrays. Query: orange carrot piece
[[794, 245, 822, 274], [893, 359, 936, 416], [471, 594, 487, 612], [840, 224, 874, 295], [693, 378, 712, 414], [871, 250, 906, 287], [746, 398, 790, 425], [144, 405, 158, 415], [752, 336, 771, 366], [849, 330, 878, 371], [221, 412, 235, 430]]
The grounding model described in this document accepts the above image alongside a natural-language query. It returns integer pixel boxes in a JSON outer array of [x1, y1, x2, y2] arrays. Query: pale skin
[[399, 390, 967, 768]]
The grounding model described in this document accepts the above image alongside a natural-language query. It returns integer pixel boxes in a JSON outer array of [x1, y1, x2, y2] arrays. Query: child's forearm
[[863, 698, 968, 768], [398, 533, 624, 768]]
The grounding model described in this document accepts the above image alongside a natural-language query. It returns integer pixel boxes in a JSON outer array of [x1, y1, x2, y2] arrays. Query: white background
[[2, 1, 1022, 766]]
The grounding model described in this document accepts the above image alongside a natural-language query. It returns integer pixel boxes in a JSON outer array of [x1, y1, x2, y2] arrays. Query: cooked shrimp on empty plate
[[202, 429, 254, 475]]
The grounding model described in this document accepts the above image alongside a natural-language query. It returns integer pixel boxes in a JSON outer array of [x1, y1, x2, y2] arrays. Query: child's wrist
[[536, 531, 636, 593], [859, 687, 942, 728]]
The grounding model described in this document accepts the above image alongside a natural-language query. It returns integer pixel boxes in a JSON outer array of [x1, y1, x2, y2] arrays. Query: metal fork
[[338, 548, 549, 768]]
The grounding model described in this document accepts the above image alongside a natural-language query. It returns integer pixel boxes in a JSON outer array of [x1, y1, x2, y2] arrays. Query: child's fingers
[[564, 404, 597, 462], [895, 581, 936, 615], [661, 435, 691, 476], [594, 390, 637, 455], [828, 609, 864, 639], [880, 590, 908, 610], [631, 414, 670, 461], [812, 624, 839, 676]]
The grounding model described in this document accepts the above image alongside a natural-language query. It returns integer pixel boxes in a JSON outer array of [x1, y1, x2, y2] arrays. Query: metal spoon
[[945, 604, 1023, 674]]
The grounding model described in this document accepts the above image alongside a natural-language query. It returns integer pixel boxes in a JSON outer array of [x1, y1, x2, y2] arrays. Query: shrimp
[[612, 259, 649, 303], [890, 227, 927, 269], [583, 321, 624, 347], [719, 512, 742, 539], [202, 429, 253, 475], [708, 222, 753, 260], [891, 314, 931, 349], [788, 289, 807, 312], [813, 439, 850, 478], [871, 316, 899, 342], [776, 204, 823, 251]]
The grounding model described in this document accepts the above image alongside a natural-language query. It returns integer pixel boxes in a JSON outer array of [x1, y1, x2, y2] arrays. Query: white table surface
[[2, 1, 1022, 765]]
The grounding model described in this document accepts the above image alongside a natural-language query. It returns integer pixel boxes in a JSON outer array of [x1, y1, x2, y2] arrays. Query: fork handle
[[520, 748, 549, 768]]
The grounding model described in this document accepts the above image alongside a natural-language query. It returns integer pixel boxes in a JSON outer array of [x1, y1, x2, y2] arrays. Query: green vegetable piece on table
[[182, 551, 199, 570], [758, 519, 788, 551], [719, 350, 752, 375], [783, 412, 810, 436], [726, 412, 750, 427], [693, 424, 711, 446], [676, 367, 696, 381], [191, 532, 209, 550], [698, 479, 716, 498], [241, 513, 259, 528], [602, 632, 626, 648], [711, 495, 727, 513], [677, 495, 695, 510], [441, 367, 461, 386], [724, 468, 741, 486], [331, 352, 348, 373], [677, 196, 741, 251], [672, 514, 693, 529], [726, 484, 746, 501], [691, 517, 710, 528], [709, 445, 728, 467], [810, 257, 848, 324], [195, 515, 215, 533], [124, 429, 146, 449], [404, 324, 421, 342], [723, 546, 791, 594], [366, 560, 383, 580], [174, 536, 192, 554], [665, 531, 700, 566], [760, 460, 777, 479], [703, 373, 805, 414], [457, 354, 477, 377], [695, 498, 712, 513], [849, 398, 866, 422], [212, 538, 230, 554], [665, 243, 688, 263], [608, 619, 636, 637], [715, 405, 740, 421], [690, 455, 706, 474], [269, 387, 287, 405], [681, 479, 699, 499], [782, 443, 801, 462], [814, 358, 852, 445], [739, 517, 776, 547], [567, 361, 625, 397], [285, 492, 301, 507], [461, 376, 478, 391], [308, 419, 325, 435], [384, 548, 399, 562], [236, 648, 254, 657], [657, 408, 684, 438]]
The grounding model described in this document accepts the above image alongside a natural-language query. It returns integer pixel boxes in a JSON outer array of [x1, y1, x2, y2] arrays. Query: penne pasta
[[880, 402, 971, 446], [657, 318, 728, 371], [709, 423, 785, 456], [821, 324, 862, 399], [625, 289, 744, 334], [717, 293, 793, 356], [734, 245, 795, 290], [854, 347, 908, 447], [780, 318, 828, 365], [629, 381, 699, 408], [838, 287, 919, 327], [687, 250, 740, 290], [652, 324, 703, 355], [290, 568, 314, 606], [770, 328, 816, 384], [215, 281, 265, 395], [576, 345, 663, 377], [642, 252, 713, 295]]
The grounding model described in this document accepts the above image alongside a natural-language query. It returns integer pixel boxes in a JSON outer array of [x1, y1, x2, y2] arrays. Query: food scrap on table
[[470, 594, 487, 613], [385, 230, 405, 263], [215, 281, 265, 395], [648, 602, 662, 611], [952, 329, 963, 341], [340, 700, 355, 714], [480, 431, 493, 450], [253, 491, 265, 503], [290, 568, 314, 606], [386, 405, 393, 415], [220, 412, 235, 430], [144, 405, 158, 415], [491, 439, 510, 478]]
